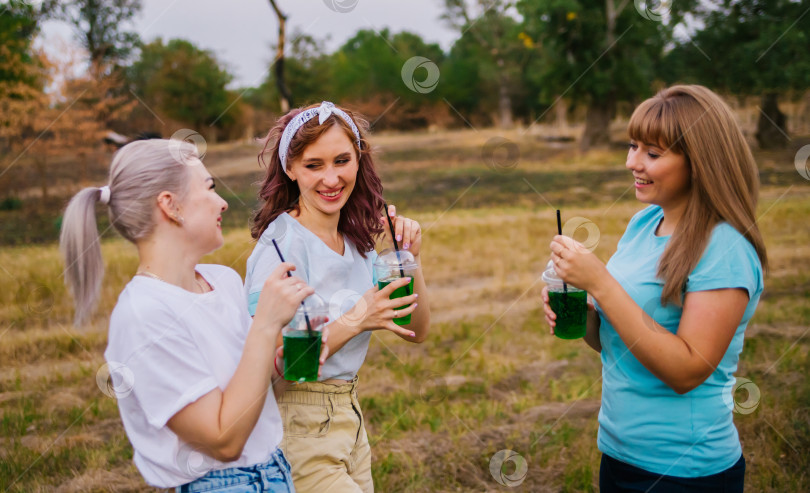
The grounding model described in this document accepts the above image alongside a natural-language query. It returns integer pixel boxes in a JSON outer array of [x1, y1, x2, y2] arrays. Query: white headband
[[278, 101, 362, 171], [98, 186, 111, 205]]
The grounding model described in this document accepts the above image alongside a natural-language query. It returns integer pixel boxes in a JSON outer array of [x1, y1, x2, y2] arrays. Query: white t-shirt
[[105, 264, 283, 488], [245, 212, 378, 381]]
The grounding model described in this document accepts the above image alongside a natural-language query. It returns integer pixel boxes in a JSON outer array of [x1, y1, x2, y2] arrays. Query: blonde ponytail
[[59, 139, 196, 325]]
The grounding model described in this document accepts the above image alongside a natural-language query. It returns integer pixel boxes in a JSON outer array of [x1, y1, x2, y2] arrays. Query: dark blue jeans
[[600, 453, 745, 493]]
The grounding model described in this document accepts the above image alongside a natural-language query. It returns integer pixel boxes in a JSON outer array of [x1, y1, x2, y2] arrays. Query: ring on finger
[[393, 310, 399, 318]]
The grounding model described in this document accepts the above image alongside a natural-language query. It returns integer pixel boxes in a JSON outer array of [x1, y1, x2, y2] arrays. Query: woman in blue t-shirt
[[542, 85, 767, 492]]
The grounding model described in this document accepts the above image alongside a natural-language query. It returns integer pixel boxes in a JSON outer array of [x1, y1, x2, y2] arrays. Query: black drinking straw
[[556, 209, 568, 294], [272, 238, 313, 335], [383, 202, 411, 296]]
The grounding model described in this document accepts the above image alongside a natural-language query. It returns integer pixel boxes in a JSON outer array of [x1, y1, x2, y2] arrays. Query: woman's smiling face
[[626, 139, 691, 212], [287, 124, 358, 217]]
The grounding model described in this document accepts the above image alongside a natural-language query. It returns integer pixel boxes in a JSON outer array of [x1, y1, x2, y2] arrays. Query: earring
[[172, 212, 185, 225]]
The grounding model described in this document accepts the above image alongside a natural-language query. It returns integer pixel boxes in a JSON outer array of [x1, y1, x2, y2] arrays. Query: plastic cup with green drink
[[282, 294, 328, 382], [374, 248, 418, 326], [542, 260, 587, 339]]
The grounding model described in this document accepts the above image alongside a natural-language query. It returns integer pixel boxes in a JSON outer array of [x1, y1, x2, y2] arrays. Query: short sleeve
[[115, 303, 218, 429], [247, 228, 309, 316], [368, 249, 379, 285], [686, 223, 762, 298]]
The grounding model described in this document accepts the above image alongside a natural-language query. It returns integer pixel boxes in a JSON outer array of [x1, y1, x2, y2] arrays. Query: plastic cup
[[374, 249, 418, 326], [542, 260, 587, 339], [283, 296, 328, 382]]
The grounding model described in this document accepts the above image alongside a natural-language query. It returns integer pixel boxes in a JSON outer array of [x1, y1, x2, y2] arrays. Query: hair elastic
[[98, 186, 111, 205], [278, 101, 362, 171]]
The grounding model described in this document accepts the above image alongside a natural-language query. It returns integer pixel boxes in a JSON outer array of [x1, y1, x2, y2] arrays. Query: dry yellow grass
[[2, 129, 809, 491]]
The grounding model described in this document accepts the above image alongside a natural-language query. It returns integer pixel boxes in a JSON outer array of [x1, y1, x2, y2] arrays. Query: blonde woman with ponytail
[[542, 85, 766, 492], [60, 139, 326, 492]]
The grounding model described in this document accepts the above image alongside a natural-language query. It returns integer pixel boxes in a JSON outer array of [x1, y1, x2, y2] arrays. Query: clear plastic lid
[[289, 293, 329, 331], [374, 248, 418, 269], [542, 260, 583, 292], [541, 260, 562, 284]]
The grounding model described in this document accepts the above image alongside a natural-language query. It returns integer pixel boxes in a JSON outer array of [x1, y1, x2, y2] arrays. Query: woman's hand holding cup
[[342, 278, 419, 338]]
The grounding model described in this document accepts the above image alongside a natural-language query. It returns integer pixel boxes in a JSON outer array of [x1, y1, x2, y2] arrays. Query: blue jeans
[[176, 448, 295, 493], [600, 453, 745, 493]]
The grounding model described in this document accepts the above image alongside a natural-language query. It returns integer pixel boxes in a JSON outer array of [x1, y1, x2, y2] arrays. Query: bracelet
[[274, 355, 284, 378]]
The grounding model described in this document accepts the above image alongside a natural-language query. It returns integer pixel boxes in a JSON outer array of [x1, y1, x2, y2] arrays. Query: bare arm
[[166, 263, 312, 461], [167, 324, 278, 461], [583, 303, 602, 352], [391, 256, 429, 343], [551, 235, 748, 394], [591, 278, 747, 393], [277, 276, 423, 363]]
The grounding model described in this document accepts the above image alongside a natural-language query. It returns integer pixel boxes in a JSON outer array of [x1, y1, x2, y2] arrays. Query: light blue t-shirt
[[245, 212, 378, 381], [595, 205, 763, 477]]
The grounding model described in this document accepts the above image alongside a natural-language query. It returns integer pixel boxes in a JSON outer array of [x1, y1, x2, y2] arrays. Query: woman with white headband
[[246, 101, 431, 492], [60, 138, 328, 492]]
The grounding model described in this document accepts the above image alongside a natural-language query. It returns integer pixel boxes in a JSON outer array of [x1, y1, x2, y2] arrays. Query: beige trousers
[[277, 376, 373, 493]]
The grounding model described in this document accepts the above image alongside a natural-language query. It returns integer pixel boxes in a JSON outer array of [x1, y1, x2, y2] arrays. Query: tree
[[44, 0, 142, 77], [330, 29, 446, 129], [666, 0, 810, 149], [253, 30, 333, 112], [0, 0, 49, 197], [126, 39, 234, 140], [518, 0, 696, 150], [267, 0, 293, 111], [442, 0, 525, 128]]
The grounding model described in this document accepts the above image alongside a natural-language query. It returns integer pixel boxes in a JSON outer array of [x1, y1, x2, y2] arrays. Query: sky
[[40, 0, 461, 89]]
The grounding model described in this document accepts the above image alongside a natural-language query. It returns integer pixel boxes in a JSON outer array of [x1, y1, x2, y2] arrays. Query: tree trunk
[[580, 98, 615, 151], [496, 59, 513, 128], [555, 96, 568, 129], [756, 92, 789, 149], [269, 0, 293, 112]]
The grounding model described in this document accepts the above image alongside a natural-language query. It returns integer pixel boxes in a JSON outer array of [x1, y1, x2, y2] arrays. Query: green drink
[[282, 298, 328, 382], [548, 290, 587, 339], [374, 248, 419, 327], [378, 276, 415, 326], [283, 330, 322, 382], [542, 260, 587, 340]]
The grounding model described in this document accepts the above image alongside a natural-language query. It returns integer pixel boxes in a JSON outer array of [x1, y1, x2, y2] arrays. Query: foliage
[[43, 0, 142, 71], [664, 0, 810, 147], [126, 38, 235, 135]]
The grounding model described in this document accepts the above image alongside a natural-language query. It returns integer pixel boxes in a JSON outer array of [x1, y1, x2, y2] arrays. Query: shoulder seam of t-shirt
[[686, 222, 762, 295]]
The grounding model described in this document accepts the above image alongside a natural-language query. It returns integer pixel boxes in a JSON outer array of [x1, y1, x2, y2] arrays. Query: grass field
[[1, 127, 809, 492]]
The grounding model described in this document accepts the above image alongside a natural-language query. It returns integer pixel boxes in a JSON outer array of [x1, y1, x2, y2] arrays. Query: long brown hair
[[251, 104, 384, 254], [628, 85, 768, 305]]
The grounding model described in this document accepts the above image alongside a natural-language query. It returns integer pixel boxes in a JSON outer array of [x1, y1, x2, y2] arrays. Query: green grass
[[1, 129, 809, 491]]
